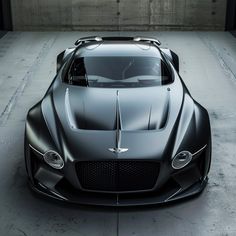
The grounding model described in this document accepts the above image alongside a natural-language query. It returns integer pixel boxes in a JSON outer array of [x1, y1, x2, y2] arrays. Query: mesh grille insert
[[76, 161, 160, 192]]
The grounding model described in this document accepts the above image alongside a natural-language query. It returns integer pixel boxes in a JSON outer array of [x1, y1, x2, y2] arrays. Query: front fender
[[25, 102, 57, 154], [172, 93, 211, 158]]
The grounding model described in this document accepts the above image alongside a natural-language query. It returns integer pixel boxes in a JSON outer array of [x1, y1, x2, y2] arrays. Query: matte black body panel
[[25, 37, 211, 206]]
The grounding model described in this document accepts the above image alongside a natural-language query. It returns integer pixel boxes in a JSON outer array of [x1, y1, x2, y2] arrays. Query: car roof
[[75, 41, 162, 58]]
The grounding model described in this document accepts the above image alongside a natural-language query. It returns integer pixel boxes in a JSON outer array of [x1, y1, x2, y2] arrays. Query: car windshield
[[67, 56, 172, 88]]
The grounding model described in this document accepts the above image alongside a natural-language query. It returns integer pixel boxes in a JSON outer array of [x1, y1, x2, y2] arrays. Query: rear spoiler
[[75, 36, 161, 46]]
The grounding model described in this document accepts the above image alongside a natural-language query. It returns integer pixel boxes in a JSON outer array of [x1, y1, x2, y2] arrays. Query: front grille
[[76, 161, 160, 192]]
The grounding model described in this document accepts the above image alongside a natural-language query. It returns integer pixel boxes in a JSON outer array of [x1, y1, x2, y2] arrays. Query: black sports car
[[25, 36, 211, 206]]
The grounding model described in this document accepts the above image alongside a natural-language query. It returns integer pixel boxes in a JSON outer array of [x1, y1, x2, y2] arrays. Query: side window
[[160, 59, 173, 85], [68, 59, 87, 86]]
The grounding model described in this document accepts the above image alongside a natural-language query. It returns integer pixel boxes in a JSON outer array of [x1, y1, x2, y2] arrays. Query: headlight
[[172, 151, 192, 170], [43, 150, 64, 169]]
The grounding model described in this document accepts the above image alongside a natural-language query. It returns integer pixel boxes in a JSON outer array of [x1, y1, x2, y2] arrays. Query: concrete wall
[[11, 0, 227, 31]]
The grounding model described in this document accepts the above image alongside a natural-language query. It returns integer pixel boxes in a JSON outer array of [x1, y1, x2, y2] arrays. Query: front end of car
[[26, 139, 210, 206], [25, 95, 211, 206]]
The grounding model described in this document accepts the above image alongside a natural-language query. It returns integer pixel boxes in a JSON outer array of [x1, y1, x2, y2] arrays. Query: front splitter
[[28, 177, 208, 206]]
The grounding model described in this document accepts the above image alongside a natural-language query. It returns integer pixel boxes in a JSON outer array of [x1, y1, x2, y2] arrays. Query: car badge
[[108, 147, 128, 154]]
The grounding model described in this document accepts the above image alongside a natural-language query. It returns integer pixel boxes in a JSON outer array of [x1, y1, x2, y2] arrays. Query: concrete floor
[[0, 31, 236, 236], [0, 31, 7, 39]]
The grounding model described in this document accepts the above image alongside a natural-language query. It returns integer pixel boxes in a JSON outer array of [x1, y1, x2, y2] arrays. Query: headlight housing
[[43, 150, 64, 169], [172, 151, 192, 170]]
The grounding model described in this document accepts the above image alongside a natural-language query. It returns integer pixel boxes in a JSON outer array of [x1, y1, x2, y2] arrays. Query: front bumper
[[26, 143, 210, 206]]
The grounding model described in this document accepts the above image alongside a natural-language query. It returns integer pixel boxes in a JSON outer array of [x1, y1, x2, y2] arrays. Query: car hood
[[65, 86, 171, 131], [41, 80, 188, 161]]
